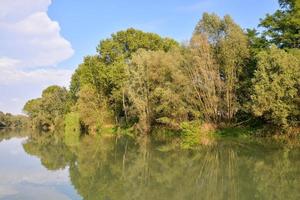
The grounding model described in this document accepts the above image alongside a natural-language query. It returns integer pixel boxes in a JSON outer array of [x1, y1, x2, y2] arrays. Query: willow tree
[[194, 13, 250, 122], [127, 49, 190, 134], [183, 34, 222, 123]]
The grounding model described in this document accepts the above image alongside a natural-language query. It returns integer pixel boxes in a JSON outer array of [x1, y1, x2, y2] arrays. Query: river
[[0, 129, 299, 200]]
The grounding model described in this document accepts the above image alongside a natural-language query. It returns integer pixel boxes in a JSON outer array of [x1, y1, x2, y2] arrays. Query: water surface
[[0, 130, 299, 200]]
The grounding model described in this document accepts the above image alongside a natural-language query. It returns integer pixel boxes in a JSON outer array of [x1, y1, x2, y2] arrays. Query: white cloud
[[0, 1, 74, 68], [0, 0, 74, 114], [0, 67, 72, 86], [0, 0, 51, 21]]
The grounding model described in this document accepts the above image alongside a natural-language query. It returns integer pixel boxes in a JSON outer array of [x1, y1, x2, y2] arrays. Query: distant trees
[[23, 85, 69, 129], [0, 111, 28, 129]]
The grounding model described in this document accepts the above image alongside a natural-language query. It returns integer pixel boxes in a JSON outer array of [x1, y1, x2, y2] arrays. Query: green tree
[[76, 85, 113, 134], [251, 45, 300, 128], [69, 29, 179, 126], [23, 85, 69, 129], [127, 49, 190, 133], [0, 112, 28, 128], [183, 34, 222, 123], [69, 56, 108, 103], [260, 0, 300, 48], [194, 13, 250, 123], [97, 28, 179, 122]]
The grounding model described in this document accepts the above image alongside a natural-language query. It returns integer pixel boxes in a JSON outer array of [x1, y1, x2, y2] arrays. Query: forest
[[23, 0, 300, 145]]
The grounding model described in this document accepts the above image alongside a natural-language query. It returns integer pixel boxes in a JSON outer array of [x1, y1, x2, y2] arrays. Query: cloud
[[0, 0, 51, 21], [0, 1, 74, 68], [0, 0, 74, 114], [0, 67, 72, 86], [0, 68, 72, 114]]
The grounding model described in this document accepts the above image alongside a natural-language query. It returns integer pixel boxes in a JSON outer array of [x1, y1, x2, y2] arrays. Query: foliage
[[179, 121, 202, 148], [64, 112, 81, 146], [69, 29, 179, 127], [0, 111, 29, 128], [183, 34, 222, 123], [75, 84, 113, 134], [251, 45, 300, 128], [23, 85, 69, 129], [127, 49, 190, 134], [260, 0, 300, 48], [193, 13, 250, 122]]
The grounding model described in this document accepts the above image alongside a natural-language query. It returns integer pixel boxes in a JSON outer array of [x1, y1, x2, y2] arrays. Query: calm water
[[0, 130, 299, 200]]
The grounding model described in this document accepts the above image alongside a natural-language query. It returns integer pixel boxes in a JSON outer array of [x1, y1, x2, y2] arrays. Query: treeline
[[24, 0, 300, 136], [0, 111, 29, 129]]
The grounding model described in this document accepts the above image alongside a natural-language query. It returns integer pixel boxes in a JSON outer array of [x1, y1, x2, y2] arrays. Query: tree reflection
[[23, 131, 75, 170], [18, 132, 300, 200]]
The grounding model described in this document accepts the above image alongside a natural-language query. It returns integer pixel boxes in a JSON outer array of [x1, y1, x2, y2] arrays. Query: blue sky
[[49, 0, 279, 69], [0, 0, 279, 114]]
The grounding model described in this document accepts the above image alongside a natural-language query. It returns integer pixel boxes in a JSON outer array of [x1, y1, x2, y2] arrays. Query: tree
[[193, 13, 250, 122], [97, 28, 179, 64], [69, 56, 109, 103], [23, 85, 69, 129], [76, 85, 113, 134], [127, 49, 190, 134], [251, 45, 300, 127], [260, 0, 300, 48], [0, 111, 28, 128], [96, 28, 179, 123], [69, 29, 179, 126], [218, 15, 250, 121], [183, 34, 222, 123]]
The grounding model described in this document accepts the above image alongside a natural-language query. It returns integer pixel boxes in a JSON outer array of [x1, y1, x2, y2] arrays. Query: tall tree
[[127, 49, 190, 134], [183, 34, 222, 123], [194, 13, 250, 122], [260, 0, 300, 48], [70, 28, 179, 125]]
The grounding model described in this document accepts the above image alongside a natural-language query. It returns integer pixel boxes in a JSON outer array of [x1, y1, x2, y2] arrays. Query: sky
[[0, 0, 279, 114]]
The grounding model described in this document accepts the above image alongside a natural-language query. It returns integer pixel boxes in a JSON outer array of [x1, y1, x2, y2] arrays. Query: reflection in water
[[0, 131, 81, 200], [0, 130, 299, 200], [23, 131, 75, 170]]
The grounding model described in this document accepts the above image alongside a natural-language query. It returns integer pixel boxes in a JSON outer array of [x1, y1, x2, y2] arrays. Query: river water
[[0, 129, 299, 200]]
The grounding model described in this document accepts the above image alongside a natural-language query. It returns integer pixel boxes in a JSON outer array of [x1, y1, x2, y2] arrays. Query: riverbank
[[64, 121, 300, 149]]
